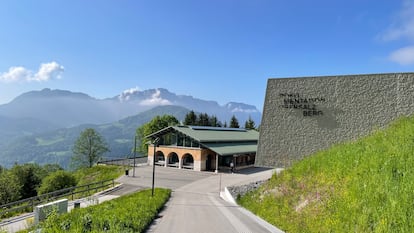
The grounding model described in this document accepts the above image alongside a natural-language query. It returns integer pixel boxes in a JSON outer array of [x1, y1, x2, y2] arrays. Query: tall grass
[[239, 116, 414, 232], [74, 165, 125, 186], [31, 188, 170, 233]]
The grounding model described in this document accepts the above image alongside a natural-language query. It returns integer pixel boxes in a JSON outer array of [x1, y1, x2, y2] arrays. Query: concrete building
[[257, 73, 414, 168], [146, 125, 259, 172]]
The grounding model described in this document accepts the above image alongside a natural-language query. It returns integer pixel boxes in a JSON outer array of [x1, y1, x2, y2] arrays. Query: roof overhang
[[201, 142, 257, 156]]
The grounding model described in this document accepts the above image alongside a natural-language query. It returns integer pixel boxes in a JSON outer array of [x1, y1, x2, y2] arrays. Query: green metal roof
[[201, 142, 257, 156], [148, 125, 259, 142], [147, 125, 259, 156]]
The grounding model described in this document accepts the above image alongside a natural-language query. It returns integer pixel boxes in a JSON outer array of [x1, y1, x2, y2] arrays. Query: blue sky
[[1, 0, 414, 111]]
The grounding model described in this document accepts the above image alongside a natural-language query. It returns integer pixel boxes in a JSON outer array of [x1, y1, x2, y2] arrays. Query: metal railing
[[98, 156, 148, 166], [0, 179, 115, 217]]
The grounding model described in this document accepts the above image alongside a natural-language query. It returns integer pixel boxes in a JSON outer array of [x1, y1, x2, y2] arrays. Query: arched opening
[[182, 153, 194, 169], [167, 152, 179, 168], [155, 151, 165, 166]]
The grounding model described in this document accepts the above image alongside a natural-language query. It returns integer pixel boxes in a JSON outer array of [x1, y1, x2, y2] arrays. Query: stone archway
[[182, 153, 194, 169], [167, 152, 179, 168]]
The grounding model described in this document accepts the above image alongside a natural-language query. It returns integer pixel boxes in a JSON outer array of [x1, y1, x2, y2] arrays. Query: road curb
[[220, 186, 285, 233]]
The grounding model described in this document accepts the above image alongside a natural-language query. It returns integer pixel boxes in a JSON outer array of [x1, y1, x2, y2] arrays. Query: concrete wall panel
[[256, 73, 414, 168]]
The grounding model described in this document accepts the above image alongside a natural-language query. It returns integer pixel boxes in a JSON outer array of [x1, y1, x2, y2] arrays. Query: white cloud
[[0, 61, 64, 83], [382, 0, 414, 41], [0, 66, 31, 83], [389, 46, 414, 65], [31, 62, 64, 82], [140, 89, 171, 106], [381, 0, 414, 65], [119, 86, 141, 102]]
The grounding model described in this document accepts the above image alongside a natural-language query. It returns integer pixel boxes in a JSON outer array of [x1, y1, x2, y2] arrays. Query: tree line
[[183, 110, 256, 129], [0, 163, 76, 205]]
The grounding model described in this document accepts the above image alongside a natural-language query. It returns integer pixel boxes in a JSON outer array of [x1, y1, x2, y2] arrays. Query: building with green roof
[[146, 125, 259, 172]]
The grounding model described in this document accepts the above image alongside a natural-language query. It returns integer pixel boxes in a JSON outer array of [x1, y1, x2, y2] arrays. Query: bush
[[38, 170, 77, 195]]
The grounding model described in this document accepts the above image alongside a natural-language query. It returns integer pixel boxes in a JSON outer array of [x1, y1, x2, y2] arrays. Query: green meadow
[[239, 116, 414, 232]]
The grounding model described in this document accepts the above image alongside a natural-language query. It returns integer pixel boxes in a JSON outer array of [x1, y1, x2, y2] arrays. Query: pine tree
[[197, 113, 211, 126], [184, 110, 197, 125], [210, 115, 221, 127], [244, 116, 256, 130], [230, 115, 240, 128]]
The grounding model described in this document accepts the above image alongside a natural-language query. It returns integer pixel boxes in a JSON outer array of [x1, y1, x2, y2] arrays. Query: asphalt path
[[118, 165, 283, 233]]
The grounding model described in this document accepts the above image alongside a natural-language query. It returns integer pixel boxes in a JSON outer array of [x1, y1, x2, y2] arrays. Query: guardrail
[[0, 179, 115, 217], [98, 156, 148, 166]]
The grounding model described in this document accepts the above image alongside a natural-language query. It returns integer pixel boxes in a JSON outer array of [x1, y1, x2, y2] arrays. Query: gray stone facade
[[256, 73, 414, 168]]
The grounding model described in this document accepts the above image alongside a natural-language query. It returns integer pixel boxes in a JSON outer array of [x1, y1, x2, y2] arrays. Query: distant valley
[[0, 88, 262, 168]]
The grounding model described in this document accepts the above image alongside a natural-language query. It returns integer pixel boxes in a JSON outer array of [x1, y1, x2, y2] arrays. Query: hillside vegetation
[[0, 105, 190, 168], [239, 116, 414, 232], [23, 188, 171, 233]]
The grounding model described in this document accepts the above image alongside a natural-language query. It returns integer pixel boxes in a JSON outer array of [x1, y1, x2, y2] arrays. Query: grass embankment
[[71, 165, 125, 199], [239, 116, 414, 232], [27, 188, 171, 233], [74, 165, 125, 186]]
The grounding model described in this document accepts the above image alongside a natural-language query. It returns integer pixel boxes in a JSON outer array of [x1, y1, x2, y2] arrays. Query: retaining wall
[[256, 73, 414, 167]]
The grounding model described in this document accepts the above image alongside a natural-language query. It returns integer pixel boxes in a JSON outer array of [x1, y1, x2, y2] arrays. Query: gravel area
[[227, 179, 268, 200]]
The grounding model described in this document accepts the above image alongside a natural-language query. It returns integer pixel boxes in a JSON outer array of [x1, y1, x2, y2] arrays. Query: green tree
[[10, 164, 43, 199], [38, 170, 77, 195], [244, 116, 256, 130], [184, 110, 197, 125], [0, 171, 21, 205], [210, 115, 221, 127], [136, 115, 179, 154], [197, 113, 211, 126], [229, 115, 240, 128], [71, 128, 110, 169]]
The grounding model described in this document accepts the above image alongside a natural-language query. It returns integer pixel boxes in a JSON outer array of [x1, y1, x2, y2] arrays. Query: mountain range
[[0, 88, 262, 168]]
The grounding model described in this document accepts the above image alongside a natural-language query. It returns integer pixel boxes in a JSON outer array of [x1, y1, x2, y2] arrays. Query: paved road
[[119, 166, 283, 233]]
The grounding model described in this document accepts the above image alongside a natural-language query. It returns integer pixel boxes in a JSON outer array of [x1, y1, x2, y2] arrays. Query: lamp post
[[133, 135, 137, 177], [151, 137, 160, 197]]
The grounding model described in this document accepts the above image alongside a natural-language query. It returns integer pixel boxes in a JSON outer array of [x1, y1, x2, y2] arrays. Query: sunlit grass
[[22, 188, 171, 233], [239, 116, 414, 232]]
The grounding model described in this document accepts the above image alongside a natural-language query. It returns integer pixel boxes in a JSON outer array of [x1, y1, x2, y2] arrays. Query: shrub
[[38, 170, 77, 195]]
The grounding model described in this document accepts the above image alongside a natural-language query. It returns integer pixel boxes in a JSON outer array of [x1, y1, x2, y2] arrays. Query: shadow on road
[[234, 166, 274, 175]]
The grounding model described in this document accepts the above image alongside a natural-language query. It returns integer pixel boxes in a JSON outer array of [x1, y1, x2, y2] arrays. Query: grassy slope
[[239, 116, 414, 233], [74, 165, 125, 186], [27, 188, 171, 233]]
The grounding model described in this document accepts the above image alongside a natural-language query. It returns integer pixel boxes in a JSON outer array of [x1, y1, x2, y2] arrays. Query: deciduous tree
[[136, 115, 179, 154], [38, 170, 77, 195], [0, 171, 21, 205], [10, 164, 43, 199], [71, 128, 110, 169]]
